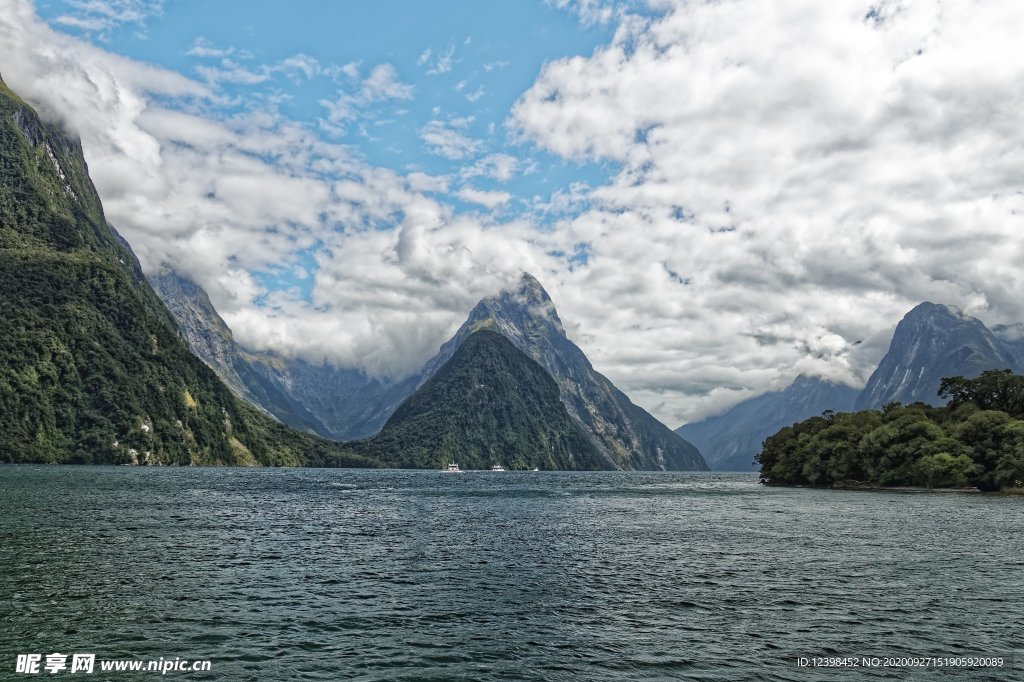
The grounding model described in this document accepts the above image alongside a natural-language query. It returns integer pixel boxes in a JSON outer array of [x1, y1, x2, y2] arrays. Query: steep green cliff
[[347, 330, 603, 470], [0, 77, 374, 467]]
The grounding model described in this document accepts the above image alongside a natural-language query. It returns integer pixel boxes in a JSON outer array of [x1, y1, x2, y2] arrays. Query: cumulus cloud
[[513, 0, 1024, 424], [461, 153, 520, 182], [457, 187, 512, 209], [420, 117, 484, 160], [0, 0, 560, 380]]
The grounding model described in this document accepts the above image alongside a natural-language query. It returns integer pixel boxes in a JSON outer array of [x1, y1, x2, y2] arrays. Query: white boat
[[532, 467, 539, 472], [490, 464, 506, 472], [445, 462, 462, 472]]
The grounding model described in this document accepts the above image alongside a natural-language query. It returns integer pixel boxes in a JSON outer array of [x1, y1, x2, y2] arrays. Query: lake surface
[[1, 467, 1021, 680]]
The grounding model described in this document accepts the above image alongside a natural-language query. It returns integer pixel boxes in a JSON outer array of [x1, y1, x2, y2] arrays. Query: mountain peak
[[906, 301, 968, 321], [469, 272, 565, 337], [416, 272, 706, 470], [854, 301, 1017, 410], [514, 271, 549, 295], [498, 271, 554, 306]]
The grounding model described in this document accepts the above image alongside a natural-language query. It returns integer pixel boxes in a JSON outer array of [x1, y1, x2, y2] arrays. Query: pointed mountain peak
[[905, 301, 967, 320], [513, 271, 550, 297], [416, 271, 706, 470], [493, 271, 554, 306], [855, 301, 1015, 410], [468, 272, 566, 337], [897, 302, 989, 337]]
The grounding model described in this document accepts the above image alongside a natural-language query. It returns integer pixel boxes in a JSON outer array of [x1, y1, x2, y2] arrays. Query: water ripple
[[0, 467, 1021, 680]]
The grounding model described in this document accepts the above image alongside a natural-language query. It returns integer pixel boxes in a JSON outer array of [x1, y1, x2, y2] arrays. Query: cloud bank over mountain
[[2, 0, 1023, 425]]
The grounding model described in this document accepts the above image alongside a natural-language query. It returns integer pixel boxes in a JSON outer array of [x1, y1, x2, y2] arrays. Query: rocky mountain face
[[237, 357, 418, 441], [993, 323, 1024, 373], [0, 78, 368, 467], [854, 302, 1020, 410], [416, 274, 708, 471], [676, 375, 859, 471], [154, 270, 706, 470], [345, 329, 603, 470], [148, 269, 415, 440]]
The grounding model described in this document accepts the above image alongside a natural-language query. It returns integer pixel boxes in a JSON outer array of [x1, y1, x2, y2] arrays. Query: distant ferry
[[445, 462, 462, 472], [491, 464, 507, 472]]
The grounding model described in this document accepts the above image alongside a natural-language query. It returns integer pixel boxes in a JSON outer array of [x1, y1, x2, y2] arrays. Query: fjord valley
[[0, 78, 705, 471], [152, 266, 707, 471]]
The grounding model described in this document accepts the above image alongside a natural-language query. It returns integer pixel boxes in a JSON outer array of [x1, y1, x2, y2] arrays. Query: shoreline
[[762, 480, 986, 494]]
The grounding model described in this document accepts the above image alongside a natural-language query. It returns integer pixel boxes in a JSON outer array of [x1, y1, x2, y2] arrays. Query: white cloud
[[194, 52, 322, 86], [457, 187, 512, 209], [54, 0, 163, 37], [425, 45, 455, 75], [513, 0, 1024, 424], [7, 0, 1024, 429], [340, 61, 359, 79], [420, 118, 483, 160], [461, 153, 520, 182], [0, 0, 560, 380], [548, 0, 620, 25], [360, 63, 413, 100], [319, 63, 413, 128], [185, 36, 234, 59]]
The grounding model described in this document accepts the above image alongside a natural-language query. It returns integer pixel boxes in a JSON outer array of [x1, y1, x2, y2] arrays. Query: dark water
[[0, 467, 1021, 681]]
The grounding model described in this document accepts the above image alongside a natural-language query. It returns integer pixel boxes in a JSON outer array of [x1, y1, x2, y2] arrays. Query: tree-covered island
[[756, 370, 1024, 491]]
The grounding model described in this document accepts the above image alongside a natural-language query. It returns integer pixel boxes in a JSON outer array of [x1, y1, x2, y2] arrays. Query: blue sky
[[35, 0, 618, 216]]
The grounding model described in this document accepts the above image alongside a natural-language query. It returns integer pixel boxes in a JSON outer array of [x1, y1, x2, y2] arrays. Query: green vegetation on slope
[[346, 330, 604, 470], [0, 77, 376, 467], [757, 370, 1024, 491]]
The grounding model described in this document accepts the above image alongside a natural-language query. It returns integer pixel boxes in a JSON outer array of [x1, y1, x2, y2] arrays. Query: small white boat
[[490, 464, 506, 472], [445, 462, 462, 472], [532, 467, 539, 472]]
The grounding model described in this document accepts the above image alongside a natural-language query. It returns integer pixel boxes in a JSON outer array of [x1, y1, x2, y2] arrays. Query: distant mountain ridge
[[153, 270, 707, 470], [677, 376, 858, 471], [148, 270, 414, 440], [680, 301, 1024, 470], [854, 302, 1021, 410]]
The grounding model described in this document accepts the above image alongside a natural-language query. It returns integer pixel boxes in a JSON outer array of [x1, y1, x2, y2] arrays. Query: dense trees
[[0, 77, 378, 467], [757, 371, 1024, 491], [345, 330, 604, 470]]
